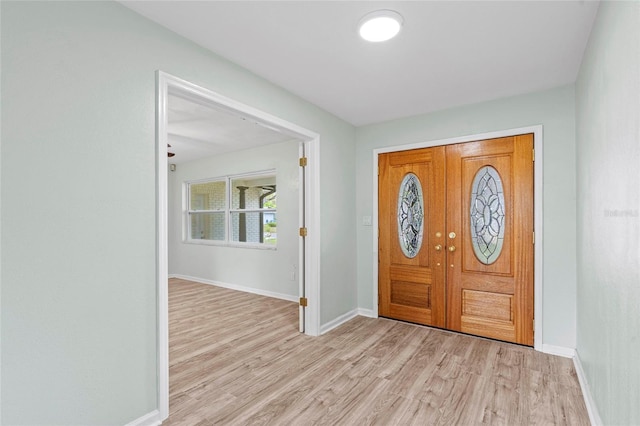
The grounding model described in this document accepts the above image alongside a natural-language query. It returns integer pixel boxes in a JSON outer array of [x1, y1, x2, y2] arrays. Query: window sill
[[183, 239, 277, 250]]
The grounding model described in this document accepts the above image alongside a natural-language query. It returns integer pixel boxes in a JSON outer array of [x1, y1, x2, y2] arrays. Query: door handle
[[448, 245, 456, 252], [435, 244, 442, 251]]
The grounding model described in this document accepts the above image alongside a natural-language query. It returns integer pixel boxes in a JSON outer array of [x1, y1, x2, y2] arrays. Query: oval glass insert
[[470, 166, 505, 265], [397, 173, 424, 258]]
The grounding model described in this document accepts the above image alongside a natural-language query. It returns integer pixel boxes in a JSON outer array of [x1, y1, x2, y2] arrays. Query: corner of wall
[[541, 344, 575, 359], [573, 350, 603, 426], [123, 410, 162, 426], [320, 309, 359, 335]]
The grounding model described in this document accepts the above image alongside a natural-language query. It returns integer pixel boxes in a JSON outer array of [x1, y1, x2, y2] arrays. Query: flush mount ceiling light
[[358, 10, 403, 42]]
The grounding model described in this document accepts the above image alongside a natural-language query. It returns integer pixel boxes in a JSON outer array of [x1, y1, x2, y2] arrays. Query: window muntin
[[186, 171, 276, 247]]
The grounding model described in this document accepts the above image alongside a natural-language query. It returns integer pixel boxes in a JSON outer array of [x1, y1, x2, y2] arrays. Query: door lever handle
[[448, 245, 456, 252], [434, 244, 442, 251]]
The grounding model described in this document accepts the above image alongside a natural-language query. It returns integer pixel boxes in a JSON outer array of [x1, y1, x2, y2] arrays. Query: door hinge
[[532, 148, 535, 162], [299, 227, 308, 237], [299, 297, 308, 307], [299, 157, 308, 167], [532, 231, 535, 244]]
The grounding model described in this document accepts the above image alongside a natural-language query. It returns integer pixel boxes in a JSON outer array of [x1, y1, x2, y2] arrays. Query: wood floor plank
[[393, 396, 444, 425], [165, 278, 590, 425]]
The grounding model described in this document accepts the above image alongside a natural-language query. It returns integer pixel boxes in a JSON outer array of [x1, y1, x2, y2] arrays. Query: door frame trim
[[372, 125, 543, 351], [156, 71, 322, 420]]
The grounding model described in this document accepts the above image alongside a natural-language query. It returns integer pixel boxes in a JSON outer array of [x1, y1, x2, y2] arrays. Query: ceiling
[[168, 94, 294, 164], [122, 0, 599, 127]]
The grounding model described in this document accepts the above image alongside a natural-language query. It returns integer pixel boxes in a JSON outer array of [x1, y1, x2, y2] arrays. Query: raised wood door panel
[[445, 134, 534, 345], [378, 147, 446, 327]]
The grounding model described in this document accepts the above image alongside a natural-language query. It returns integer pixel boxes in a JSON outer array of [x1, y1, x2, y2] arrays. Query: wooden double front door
[[378, 134, 534, 346]]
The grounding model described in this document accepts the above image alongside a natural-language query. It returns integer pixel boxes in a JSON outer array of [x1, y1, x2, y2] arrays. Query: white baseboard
[[170, 274, 298, 303], [574, 350, 603, 426], [124, 410, 162, 426], [357, 308, 376, 318], [541, 344, 576, 358], [320, 309, 359, 334], [319, 308, 375, 335]]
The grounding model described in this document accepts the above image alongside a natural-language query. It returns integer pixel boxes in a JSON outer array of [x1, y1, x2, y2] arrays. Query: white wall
[[576, 2, 640, 424], [356, 85, 577, 349], [0, 1, 356, 424], [169, 141, 300, 299]]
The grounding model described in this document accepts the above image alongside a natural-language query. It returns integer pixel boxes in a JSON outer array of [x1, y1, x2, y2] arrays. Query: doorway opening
[[156, 72, 321, 420]]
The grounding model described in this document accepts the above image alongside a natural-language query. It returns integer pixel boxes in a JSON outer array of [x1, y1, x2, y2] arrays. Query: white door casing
[[156, 71, 321, 420]]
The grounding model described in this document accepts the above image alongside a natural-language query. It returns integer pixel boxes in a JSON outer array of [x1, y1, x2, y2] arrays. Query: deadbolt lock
[[448, 232, 456, 239]]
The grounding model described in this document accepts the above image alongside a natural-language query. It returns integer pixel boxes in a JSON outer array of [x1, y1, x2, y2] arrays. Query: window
[[187, 171, 277, 247]]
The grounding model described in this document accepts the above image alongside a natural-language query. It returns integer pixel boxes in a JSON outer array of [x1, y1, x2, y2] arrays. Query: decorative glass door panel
[[461, 156, 513, 277], [397, 173, 425, 259], [470, 166, 505, 265]]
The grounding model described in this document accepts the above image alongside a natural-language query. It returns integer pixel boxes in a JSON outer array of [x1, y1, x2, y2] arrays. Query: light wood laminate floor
[[165, 278, 589, 425]]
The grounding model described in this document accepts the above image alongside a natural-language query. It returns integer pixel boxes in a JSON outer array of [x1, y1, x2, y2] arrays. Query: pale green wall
[[576, 1, 640, 424], [356, 85, 577, 348], [0, 2, 3, 421], [0, 1, 356, 424]]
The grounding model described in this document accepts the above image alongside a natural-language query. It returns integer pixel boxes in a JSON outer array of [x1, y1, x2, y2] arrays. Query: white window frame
[[185, 169, 277, 249]]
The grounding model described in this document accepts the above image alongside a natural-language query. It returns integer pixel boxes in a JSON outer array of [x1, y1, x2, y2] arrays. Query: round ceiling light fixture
[[358, 10, 403, 42]]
